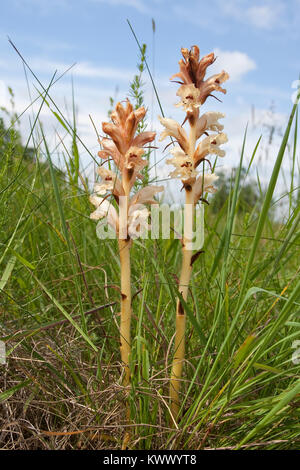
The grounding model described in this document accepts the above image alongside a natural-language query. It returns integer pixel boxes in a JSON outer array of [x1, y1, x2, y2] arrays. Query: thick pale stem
[[170, 110, 198, 421]]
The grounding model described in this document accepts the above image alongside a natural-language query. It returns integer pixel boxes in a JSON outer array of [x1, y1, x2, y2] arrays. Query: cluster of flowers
[[89, 45, 229, 425]]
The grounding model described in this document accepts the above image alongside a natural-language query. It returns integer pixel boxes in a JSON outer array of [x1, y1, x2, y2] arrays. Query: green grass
[[0, 53, 300, 450]]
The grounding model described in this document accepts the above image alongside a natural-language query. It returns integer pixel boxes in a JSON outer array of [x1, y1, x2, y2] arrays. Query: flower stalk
[[159, 46, 229, 421], [170, 118, 197, 419]]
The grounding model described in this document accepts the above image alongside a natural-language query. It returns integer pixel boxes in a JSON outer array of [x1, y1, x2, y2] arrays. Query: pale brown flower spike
[[170, 45, 229, 107], [160, 45, 229, 422], [90, 99, 163, 448]]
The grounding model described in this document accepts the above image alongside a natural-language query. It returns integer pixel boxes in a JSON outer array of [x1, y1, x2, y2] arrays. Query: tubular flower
[[198, 71, 229, 105], [170, 46, 215, 87], [171, 45, 229, 110], [130, 185, 165, 206], [92, 99, 164, 237], [89, 196, 119, 232], [89, 195, 154, 239], [159, 116, 228, 178], [164, 45, 229, 423], [128, 204, 150, 239], [89, 185, 163, 235], [175, 84, 201, 113], [194, 133, 228, 167], [159, 44, 228, 191]]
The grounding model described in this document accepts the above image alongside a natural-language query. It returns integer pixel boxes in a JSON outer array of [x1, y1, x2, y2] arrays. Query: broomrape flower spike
[[160, 45, 229, 422], [90, 99, 163, 447], [170, 45, 229, 107]]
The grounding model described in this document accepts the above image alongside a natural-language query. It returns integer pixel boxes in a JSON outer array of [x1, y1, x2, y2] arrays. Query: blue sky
[[0, 0, 299, 194]]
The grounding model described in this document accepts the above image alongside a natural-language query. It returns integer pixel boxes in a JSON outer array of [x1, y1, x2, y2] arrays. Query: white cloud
[[212, 49, 256, 82], [222, 0, 285, 30]]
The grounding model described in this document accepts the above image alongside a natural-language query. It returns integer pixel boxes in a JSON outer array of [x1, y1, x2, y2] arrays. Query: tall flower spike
[[162, 45, 229, 423], [91, 98, 163, 448]]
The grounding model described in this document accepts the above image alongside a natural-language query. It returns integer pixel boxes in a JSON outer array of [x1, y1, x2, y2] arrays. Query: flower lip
[[193, 132, 228, 166], [199, 70, 229, 105], [196, 112, 225, 139]]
